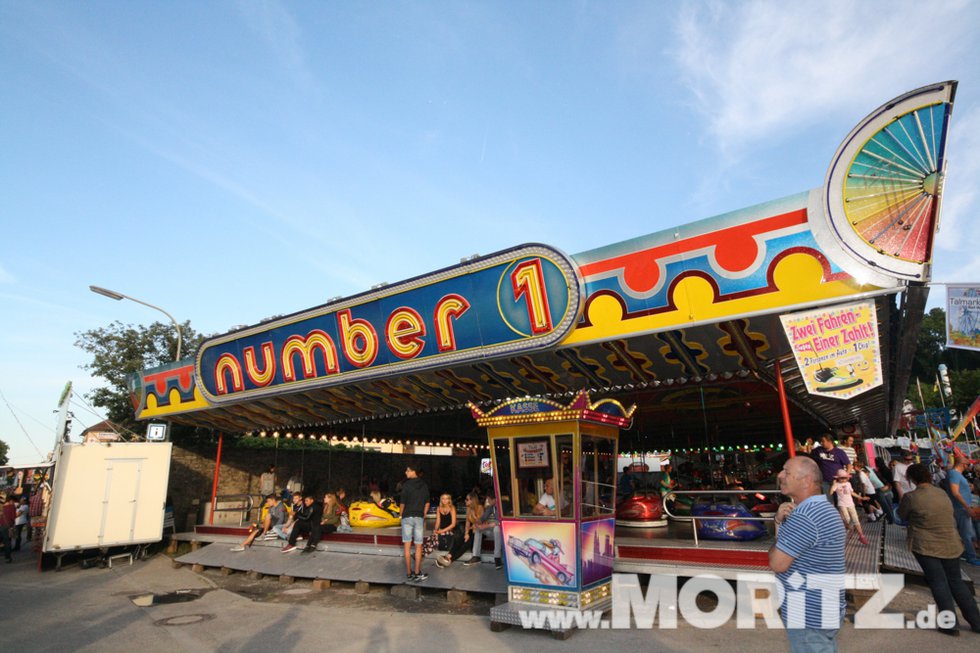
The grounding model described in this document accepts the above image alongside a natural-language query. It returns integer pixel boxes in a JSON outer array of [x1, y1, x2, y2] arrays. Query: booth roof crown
[[468, 389, 636, 428]]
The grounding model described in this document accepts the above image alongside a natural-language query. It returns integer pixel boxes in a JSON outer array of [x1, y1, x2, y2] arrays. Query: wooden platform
[[175, 519, 891, 592]]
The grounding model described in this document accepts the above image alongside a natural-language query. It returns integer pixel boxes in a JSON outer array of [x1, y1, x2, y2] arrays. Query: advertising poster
[[580, 519, 615, 586], [947, 285, 980, 352], [779, 300, 882, 399], [502, 521, 577, 588]]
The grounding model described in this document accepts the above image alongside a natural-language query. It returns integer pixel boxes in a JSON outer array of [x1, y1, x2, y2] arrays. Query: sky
[[2, 1, 979, 465]]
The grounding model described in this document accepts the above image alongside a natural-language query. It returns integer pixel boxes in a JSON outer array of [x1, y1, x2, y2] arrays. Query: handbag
[[421, 533, 438, 555]]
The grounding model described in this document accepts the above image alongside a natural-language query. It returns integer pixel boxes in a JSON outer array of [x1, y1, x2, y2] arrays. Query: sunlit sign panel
[[779, 300, 882, 400], [196, 244, 582, 404]]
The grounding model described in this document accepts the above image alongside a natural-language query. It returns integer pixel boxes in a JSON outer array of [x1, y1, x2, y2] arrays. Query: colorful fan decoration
[[818, 81, 957, 281]]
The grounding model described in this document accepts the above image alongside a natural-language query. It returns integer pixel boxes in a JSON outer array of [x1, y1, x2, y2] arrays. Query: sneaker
[[436, 555, 451, 568], [230, 545, 246, 552], [414, 572, 428, 581], [494, 558, 503, 570], [281, 544, 297, 553], [463, 556, 481, 566], [406, 573, 416, 582], [263, 532, 279, 540]]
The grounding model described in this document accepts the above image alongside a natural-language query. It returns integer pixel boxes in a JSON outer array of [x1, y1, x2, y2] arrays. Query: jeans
[[785, 627, 838, 653], [288, 519, 322, 549], [271, 524, 290, 540], [873, 489, 895, 523], [953, 511, 979, 563], [401, 516, 424, 544], [913, 552, 980, 631], [471, 524, 501, 559]]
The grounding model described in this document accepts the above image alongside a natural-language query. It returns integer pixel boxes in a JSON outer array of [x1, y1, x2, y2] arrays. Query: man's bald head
[[778, 455, 823, 501]]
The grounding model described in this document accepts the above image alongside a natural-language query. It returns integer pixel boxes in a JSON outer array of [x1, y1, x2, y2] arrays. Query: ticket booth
[[470, 390, 635, 634]]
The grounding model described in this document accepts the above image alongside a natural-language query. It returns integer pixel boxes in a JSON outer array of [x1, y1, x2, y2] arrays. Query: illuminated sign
[[196, 244, 582, 404]]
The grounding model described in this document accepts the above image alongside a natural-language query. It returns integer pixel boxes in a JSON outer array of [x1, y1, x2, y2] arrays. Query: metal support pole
[[774, 358, 796, 457], [209, 432, 224, 525]]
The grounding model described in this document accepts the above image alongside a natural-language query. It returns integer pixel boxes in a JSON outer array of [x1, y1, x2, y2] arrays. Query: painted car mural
[[508, 535, 575, 586]]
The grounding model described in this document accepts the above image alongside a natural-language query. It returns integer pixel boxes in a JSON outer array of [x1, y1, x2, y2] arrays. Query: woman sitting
[[436, 492, 482, 567]]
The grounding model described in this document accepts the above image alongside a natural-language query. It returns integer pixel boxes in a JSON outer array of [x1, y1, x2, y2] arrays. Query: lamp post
[[89, 285, 183, 360]]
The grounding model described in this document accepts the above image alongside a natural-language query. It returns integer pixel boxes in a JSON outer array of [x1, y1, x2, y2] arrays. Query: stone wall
[[168, 444, 487, 531]]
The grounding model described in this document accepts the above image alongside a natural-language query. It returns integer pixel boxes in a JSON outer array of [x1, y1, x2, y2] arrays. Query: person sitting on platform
[[282, 493, 323, 553], [464, 494, 502, 569], [320, 492, 341, 538], [232, 494, 287, 552], [432, 493, 458, 552], [532, 478, 557, 516], [436, 492, 481, 567], [232, 494, 286, 551], [272, 491, 304, 541]]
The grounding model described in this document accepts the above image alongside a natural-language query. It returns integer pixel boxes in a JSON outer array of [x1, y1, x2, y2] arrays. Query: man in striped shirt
[[770, 456, 846, 652]]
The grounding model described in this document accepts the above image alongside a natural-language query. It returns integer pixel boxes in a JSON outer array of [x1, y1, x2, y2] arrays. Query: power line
[[0, 387, 46, 459]]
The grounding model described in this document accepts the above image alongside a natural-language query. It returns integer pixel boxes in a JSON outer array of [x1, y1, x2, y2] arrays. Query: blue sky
[[2, 1, 979, 464]]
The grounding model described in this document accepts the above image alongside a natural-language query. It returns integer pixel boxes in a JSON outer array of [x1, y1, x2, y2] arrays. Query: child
[[832, 471, 868, 545]]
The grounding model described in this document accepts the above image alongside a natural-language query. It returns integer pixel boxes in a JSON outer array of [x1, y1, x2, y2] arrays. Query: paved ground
[[2, 551, 978, 652]]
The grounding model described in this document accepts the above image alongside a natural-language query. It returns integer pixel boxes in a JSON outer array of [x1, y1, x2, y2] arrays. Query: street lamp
[[89, 285, 183, 360]]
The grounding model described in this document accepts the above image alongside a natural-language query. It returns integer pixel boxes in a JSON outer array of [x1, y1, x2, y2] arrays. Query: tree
[[906, 307, 980, 418], [74, 320, 207, 437], [0, 438, 8, 465]]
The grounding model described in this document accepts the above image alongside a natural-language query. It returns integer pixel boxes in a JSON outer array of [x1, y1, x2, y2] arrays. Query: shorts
[[401, 516, 424, 544]]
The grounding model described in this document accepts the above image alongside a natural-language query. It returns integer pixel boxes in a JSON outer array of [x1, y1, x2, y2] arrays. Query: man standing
[[399, 465, 430, 582], [810, 435, 851, 494], [838, 436, 858, 467], [770, 456, 845, 652], [946, 454, 980, 566], [892, 450, 914, 500], [259, 465, 276, 497], [0, 495, 15, 563]]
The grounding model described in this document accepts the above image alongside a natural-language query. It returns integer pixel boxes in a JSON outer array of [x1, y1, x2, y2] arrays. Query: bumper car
[[348, 500, 401, 528], [691, 503, 767, 540], [615, 492, 668, 528]]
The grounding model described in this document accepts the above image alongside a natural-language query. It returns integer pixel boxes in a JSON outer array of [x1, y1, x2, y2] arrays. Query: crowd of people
[[0, 469, 51, 563], [230, 464, 502, 583], [770, 433, 980, 651]]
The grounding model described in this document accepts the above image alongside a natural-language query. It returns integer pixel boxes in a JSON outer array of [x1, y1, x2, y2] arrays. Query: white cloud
[[236, 0, 317, 90], [670, 0, 977, 160]]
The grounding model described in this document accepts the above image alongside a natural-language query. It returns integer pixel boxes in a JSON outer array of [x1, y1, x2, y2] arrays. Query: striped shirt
[[774, 494, 845, 629]]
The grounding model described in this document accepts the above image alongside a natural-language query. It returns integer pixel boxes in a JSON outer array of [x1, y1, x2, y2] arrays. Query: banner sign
[[946, 284, 980, 351], [779, 300, 882, 400], [196, 244, 582, 404]]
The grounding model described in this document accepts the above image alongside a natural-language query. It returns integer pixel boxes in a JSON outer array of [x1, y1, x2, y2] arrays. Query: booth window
[[492, 438, 513, 517], [581, 435, 615, 517]]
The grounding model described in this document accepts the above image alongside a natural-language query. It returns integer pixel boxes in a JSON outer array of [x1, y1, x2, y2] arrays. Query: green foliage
[[74, 320, 207, 437], [233, 436, 364, 452], [907, 307, 980, 417], [0, 438, 8, 465]]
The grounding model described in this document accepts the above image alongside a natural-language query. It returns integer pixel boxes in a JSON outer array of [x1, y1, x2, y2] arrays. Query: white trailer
[[43, 441, 172, 553]]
